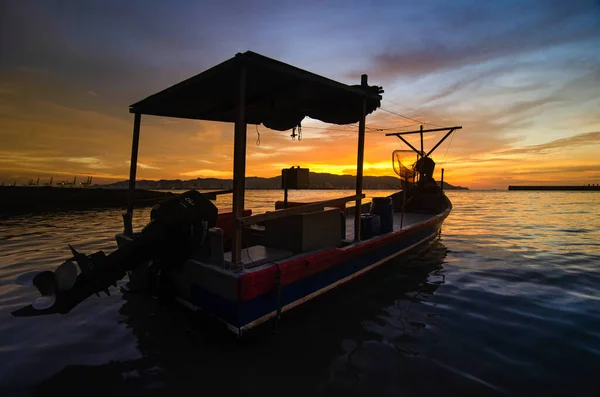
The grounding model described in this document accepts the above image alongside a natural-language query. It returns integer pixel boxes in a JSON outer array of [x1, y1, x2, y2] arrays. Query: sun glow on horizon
[[1, 1, 599, 189]]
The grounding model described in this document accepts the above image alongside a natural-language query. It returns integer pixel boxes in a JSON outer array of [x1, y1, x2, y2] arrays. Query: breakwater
[[0, 186, 173, 215], [508, 185, 600, 191]]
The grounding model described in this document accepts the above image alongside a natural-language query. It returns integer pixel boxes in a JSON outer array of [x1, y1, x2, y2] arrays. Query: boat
[[11, 51, 461, 336]]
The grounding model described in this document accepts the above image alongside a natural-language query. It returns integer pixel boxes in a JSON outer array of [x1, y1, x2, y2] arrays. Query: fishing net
[[392, 150, 416, 183]]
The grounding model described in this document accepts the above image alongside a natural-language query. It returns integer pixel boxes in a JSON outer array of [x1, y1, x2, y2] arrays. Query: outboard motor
[[11, 190, 218, 317]]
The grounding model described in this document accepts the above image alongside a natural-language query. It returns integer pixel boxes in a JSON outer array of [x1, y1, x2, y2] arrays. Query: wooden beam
[[124, 113, 141, 235], [396, 135, 421, 157], [418, 124, 424, 180], [441, 168, 445, 194], [425, 128, 455, 158], [354, 74, 368, 242], [200, 189, 233, 200], [239, 194, 364, 227], [385, 126, 462, 136], [420, 125, 424, 157], [231, 64, 247, 266]]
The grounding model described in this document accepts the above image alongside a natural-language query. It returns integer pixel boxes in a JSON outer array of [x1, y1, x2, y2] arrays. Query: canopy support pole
[[420, 125, 424, 157], [354, 74, 368, 242], [231, 63, 247, 267], [419, 125, 424, 181], [123, 112, 141, 236]]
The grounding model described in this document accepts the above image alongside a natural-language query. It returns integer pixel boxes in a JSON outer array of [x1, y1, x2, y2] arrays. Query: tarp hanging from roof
[[129, 51, 383, 131]]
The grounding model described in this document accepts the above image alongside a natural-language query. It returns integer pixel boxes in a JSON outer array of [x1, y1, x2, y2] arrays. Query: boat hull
[[174, 196, 451, 336]]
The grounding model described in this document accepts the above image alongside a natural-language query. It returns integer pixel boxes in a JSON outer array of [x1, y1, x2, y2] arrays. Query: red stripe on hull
[[238, 211, 447, 302]]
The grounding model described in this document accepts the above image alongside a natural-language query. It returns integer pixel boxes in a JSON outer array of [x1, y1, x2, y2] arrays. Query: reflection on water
[[1, 191, 600, 396], [33, 243, 448, 396]]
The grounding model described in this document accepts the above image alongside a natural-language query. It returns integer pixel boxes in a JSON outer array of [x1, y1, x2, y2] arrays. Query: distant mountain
[[99, 173, 468, 190]]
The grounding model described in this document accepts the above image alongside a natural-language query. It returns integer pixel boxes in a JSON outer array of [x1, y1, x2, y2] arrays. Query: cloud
[[141, 163, 159, 170], [1, 0, 599, 189], [511, 164, 600, 176], [68, 157, 108, 168], [418, 63, 544, 106], [499, 131, 600, 155], [367, 1, 600, 79], [126, 160, 160, 170], [180, 169, 232, 178]]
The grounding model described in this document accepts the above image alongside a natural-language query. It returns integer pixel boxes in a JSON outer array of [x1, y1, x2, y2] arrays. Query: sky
[[1, 0, 599, 189]]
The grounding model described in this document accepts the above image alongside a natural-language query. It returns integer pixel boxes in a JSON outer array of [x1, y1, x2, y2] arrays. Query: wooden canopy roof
[[129, 51, 383, 131]]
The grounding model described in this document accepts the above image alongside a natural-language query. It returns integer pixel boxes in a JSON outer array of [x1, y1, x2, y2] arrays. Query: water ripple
[[0, 190, 599, 396]]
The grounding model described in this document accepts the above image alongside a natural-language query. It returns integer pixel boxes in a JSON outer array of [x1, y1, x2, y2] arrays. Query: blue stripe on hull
[[190, 221, 442, 329]]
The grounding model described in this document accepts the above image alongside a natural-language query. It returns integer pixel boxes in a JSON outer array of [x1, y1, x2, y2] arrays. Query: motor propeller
[[31, 271, 57, 310], [15, 271, 44, 287], [11, 246, 119, 317], [10, 190, 219, 318]]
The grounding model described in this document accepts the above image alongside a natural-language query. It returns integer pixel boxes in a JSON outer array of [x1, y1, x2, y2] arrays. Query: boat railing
[[201, 189, 233, 200], [238, 194, 364, 227]]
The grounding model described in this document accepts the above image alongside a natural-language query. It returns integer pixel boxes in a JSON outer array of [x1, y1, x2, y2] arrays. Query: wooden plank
[[385, 126, 462, 136], [239, 194, 364, 227], [127, 113, 142, 214], [420, 124, 424, 157], [354, 74, 368, 241], [231, 64, 247, 266], [396, 135, 421, 157], [200, 189, 233, 200], [124, 113, 142, 235], [441, 168, 445, 194], [425, 129, 455, 158]]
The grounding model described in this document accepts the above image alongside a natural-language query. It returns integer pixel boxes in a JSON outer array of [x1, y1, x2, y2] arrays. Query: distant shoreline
[[94, 172, 469, 191], [0, 184, 468, 216]]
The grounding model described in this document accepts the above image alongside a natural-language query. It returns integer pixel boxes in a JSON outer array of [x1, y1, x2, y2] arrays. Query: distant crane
[[80, 176, 93, 188], [28, 177, 40, 186], [57, 176, 77, 187]]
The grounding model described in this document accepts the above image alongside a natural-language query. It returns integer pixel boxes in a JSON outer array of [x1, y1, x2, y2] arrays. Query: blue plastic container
[[370, 197, 393, 234]]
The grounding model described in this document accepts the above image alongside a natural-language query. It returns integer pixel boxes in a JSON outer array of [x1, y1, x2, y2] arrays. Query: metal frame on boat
[[124, 51, 384, 262]]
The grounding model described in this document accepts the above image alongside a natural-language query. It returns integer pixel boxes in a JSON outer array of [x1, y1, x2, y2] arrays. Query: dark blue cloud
[[367, 0, 600, 78]]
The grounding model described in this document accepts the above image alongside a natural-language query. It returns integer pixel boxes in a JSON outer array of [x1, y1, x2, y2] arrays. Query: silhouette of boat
[[11, 51, 461, 336]]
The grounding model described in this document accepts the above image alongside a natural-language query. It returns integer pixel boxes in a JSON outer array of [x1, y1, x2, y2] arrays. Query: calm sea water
[[1, 190, 599, 396]]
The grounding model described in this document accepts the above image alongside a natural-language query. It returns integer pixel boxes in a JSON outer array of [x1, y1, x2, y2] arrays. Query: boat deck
[[223, 211, 437, 270], [343, 211, 434, 241]]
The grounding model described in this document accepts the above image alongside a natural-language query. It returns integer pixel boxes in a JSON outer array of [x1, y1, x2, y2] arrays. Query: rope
[[255, 125, 260, 146], [379, 107, 444, 128], [439, 129, 456, 167], [301, 124, 416, 133]]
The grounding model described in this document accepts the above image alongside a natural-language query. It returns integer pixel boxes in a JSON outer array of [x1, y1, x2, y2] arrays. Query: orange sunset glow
[[1, 1, 599, 190]]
